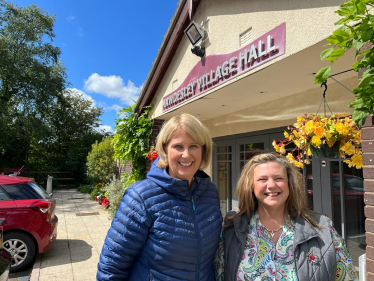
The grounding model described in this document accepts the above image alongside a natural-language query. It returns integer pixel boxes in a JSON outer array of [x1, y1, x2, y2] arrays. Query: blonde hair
[[155, 113, 212, 169], [229, 152, 319, 228]]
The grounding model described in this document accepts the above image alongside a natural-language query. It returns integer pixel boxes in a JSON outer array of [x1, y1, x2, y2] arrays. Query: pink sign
[[163, 22, 286, 112]]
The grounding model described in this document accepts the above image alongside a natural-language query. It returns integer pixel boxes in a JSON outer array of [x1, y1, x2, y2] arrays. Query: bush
[[86, 137, 117, 184], [78, 184, 93, 194], [106, 176, 129, 217]]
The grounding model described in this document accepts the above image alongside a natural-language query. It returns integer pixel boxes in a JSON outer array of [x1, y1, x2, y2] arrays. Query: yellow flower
[[336, 123, 349, 135], [293, 130, 300, 138], [307, 146, 312, 156], [344, 154, 363, 169], [314, 125, 325, 138], [341, 142, 355, 155], [310, 136, 321, 147], [305, 121, 315, 135], [293, 161, 304, 168], [351, 154, 363, 168], [297, 116, 304, 123], [284, 131, 289, 138], [280, 146, 286, 154], [286, 153, 294, 161], [273, 143, 280, 152]]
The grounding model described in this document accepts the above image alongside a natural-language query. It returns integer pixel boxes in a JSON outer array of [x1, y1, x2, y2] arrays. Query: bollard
[[46, 175, 53, 194], [359, 253, 366, 281]]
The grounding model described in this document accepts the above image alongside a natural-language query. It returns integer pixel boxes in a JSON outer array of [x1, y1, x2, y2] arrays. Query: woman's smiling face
[[253, 161, 289, 211], [166, 129, 202, 185]]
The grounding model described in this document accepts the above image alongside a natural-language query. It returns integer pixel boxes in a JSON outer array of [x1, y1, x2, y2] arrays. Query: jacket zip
[[190, 180, 201, 280]]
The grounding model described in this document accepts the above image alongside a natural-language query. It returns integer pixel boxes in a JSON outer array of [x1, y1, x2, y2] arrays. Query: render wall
[[151, 0, 346, 120]]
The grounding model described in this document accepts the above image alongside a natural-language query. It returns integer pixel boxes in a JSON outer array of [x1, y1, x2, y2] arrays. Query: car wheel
[[3, 232, 36, 273]]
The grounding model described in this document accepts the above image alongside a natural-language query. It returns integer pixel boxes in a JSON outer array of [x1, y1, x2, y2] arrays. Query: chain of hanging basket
[[316, 81, 333, 116]]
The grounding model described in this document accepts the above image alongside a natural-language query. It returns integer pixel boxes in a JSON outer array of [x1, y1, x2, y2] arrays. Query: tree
[[0, 0, 67, 167], [87, 137, 118, 184], [315, 0, 374, 126], [27, 91, 107, 181]]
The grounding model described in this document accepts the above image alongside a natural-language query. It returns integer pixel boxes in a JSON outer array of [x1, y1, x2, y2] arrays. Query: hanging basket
[[309, 142, 340, 159]]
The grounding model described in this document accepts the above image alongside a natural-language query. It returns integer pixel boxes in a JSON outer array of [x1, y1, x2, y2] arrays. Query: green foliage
[[106, 176, 129, 218], [315, 0, 374, 126], [78, 184, 94, 194], [86, 137, 117, 184], [27, 91, 106, 182], [0, 0, 67, 166], [113, 105, 153, 185]]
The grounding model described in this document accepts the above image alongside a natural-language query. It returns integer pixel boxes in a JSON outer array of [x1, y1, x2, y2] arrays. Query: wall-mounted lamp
[[191, 45, 205, 57], [184, 21, 207, 57]]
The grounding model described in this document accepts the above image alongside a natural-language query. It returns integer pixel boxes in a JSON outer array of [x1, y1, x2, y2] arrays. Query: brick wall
[[145, 119, 164, 174], [363, 116, 374, 279], [117, 158, 132, 178]]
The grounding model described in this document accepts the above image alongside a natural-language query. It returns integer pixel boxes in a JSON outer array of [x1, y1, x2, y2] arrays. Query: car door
[[0, 187, 16, 224]]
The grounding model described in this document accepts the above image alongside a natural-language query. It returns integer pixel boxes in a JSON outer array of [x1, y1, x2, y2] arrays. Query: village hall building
[[136, 0, 372, 274]]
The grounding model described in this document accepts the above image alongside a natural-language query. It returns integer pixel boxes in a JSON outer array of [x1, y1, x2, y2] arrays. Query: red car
[[0, 175, 58, 272]]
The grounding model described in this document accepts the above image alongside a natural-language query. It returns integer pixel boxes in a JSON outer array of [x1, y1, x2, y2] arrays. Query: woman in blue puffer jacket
[[97, 113, 223, 281]]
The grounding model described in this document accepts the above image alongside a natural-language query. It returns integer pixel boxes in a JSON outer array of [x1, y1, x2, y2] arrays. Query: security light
[[184, 21, 205, 46], [191, 45, 205, 57]]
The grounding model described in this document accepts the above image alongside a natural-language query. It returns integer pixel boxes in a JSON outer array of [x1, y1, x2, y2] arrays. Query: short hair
[[229, 152, 318, 228], [155, 113, 212, 170]]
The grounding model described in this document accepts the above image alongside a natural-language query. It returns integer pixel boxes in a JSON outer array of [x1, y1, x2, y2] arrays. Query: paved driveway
[[30, 189, 112, 281]]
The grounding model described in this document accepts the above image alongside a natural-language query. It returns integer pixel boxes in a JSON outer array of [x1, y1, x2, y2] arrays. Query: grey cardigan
[[223, 211, 337, 281]]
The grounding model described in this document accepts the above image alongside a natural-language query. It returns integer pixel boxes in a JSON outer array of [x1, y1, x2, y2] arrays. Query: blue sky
[[12, 0, 179, 133]]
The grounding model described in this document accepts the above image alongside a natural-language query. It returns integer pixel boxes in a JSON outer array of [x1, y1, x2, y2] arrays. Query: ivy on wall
[[112, 105, 153, 185]]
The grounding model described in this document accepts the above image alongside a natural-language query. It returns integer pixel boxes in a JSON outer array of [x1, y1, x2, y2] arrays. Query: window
[[1, 184, 43, 200], [0, 189, 10, 201]]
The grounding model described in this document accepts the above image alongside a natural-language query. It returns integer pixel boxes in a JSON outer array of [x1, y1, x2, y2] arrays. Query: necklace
[[262, 225, 283, 238]]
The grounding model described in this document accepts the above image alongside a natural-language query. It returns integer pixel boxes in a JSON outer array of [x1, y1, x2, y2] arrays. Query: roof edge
[[135, 0, 201, 115]]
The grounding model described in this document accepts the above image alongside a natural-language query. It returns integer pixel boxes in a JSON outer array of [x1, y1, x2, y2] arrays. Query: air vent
[[172, 79, 178, 90], [240, 28, 252, 46]]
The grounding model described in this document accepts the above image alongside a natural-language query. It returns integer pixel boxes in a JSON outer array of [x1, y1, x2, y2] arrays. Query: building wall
[[204, 76, 357, 138], [151, 0, 345, 120]]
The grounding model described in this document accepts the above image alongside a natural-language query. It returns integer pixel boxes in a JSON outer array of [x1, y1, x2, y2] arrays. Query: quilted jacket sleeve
[[97, 184, 151, 280]]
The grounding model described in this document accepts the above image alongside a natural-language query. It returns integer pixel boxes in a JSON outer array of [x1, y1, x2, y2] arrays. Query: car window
[[29, 182, 51, 199], [332, 177, 341, 190], [346, 177, 364, 191], [1, 184, 43, 200], [0, 189, 10, 201]]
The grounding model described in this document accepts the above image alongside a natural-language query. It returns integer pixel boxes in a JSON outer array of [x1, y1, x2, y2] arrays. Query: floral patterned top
[[214, 212, 358, 281]]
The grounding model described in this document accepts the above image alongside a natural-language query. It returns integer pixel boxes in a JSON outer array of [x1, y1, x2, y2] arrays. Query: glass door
[[316, 158, 365, 267], [213, 140, 233, 217], [234, 135, 269, 208]]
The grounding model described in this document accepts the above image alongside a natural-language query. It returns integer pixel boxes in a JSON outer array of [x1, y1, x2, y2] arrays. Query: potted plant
[[272, 114, 363, 169]]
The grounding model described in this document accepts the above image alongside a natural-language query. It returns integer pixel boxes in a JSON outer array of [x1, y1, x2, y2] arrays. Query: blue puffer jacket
[[97, 160, 222, 281]]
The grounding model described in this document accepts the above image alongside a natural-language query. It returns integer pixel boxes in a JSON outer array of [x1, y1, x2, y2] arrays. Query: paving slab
[[28, 189, 112, 281]]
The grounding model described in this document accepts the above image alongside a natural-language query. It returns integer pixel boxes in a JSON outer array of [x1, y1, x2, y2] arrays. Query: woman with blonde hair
[[97, 113, 222, 281], [215, 152, 357, 281]]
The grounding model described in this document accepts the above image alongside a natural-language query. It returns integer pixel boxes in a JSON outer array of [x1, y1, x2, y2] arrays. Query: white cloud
[[66, 88, 97, 107], [105, 104, 123, 113], [67, 15, 75, 21], [84, 73, 141, 105], [98, 125, 113, 133]]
